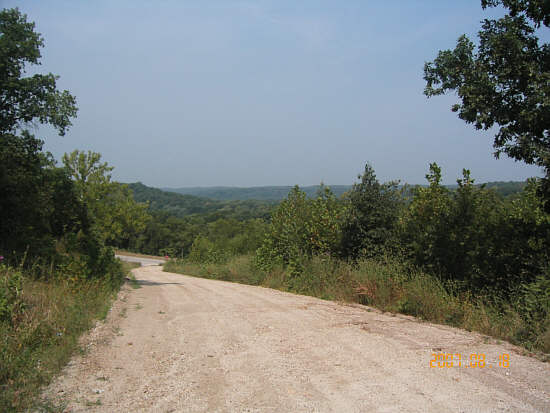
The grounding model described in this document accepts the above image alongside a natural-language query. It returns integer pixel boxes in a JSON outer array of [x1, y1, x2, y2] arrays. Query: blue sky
[[5, 0, 545, 186]]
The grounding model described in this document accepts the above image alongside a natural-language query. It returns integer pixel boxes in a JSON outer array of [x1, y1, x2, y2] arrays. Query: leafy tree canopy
[[0, 8, 77, 136], [0, 8, 79, 258], [340, 163, 402, 259], [62, 150, 151, 248], [424, 0, 549, 205]]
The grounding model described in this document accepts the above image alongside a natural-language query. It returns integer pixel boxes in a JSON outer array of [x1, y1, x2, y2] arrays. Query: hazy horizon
[[156, 179, 527, 190], [6, 0, 544, 187]]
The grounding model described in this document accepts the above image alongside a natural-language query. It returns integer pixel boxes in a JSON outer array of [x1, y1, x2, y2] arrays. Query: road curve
[[45, 265, 550, 412], [115, 254, 166, 267]]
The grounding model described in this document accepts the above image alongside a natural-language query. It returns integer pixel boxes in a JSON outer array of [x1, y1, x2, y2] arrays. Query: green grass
[[127, 273, 141, 290], [0, 263, 125, 412], [121, 261, 142, 289], [165, 255, 550, 356], [121, 261, 141, 271], [164, 255, 278, 287]]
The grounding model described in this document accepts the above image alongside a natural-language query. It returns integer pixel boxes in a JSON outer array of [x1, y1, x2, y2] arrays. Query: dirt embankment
[[44, 265, 550, 412]]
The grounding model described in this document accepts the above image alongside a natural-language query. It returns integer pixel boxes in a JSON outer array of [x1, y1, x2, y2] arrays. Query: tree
[[62, 150, 113, 187], [399, 163, 454, 276], [340, 163, 402, 259], [62, 150, 151, 247], [0, 8, 77, 136], [399, 163, 549, 294], [256, 185, 346, 273], [0, 132, 82, 256], [423, 1, 549, 208], [0, 8, 79, 258]]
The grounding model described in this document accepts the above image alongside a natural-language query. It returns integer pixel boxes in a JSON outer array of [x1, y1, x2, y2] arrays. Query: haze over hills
[[126, 181, 528, 220], [128, 182, 275, 220], [160, 181, 527, 201], [161, 185, 353, 201]]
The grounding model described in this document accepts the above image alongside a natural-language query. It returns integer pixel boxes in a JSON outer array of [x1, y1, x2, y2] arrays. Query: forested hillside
[[162, 182, 526, 201], [162, 185, 353, 200], [481, 181, 527, 197], [129, 182, 275, 219]]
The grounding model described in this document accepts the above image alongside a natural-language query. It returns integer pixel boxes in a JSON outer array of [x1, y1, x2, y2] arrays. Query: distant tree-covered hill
[[128, 182, 276, 220], [479, 181, 527, 197], [161, 181, 527, 201], [130, 181, 527, 220], [161, 185, 353, 200], [443, 181, 527, 197]]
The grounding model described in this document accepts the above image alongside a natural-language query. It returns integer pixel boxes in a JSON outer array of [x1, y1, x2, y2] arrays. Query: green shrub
[[0, 265, 24, 324], [340, 163, 403, 259], [188, 236, 228, 264], [256, 185, 345, 272], [399, 165, 550, 295]]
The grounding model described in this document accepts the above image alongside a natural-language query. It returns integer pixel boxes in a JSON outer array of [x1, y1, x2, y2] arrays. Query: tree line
[[170, 162, 549, 351]]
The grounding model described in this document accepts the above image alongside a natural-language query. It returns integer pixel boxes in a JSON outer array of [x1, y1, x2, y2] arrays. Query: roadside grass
[[121, 261, 141, 271], [164, 255, 268, 287], [165, 255, 550, 356], [115, 250, 167, 261], [85, 399, 102, 407], [121, 261, 142, 289], [0, 262, 127, 412]]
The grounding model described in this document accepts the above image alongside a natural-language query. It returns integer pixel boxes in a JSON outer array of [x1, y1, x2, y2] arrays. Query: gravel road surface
[[44, 265, 550, 412], [115, 254, 165, 266]]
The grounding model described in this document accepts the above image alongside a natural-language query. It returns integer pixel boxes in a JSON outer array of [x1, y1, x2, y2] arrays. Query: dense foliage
[[63, 151, 151, 249], [0, 133, 82, 259], [340, 164, 403, 259], [256, 185, 346, 275], [0, 8, 77, 137], [424, 0, 550, 207], [125, 211, 267, 260], [0, 6, 79, 262], [400, 164, 549, 296]]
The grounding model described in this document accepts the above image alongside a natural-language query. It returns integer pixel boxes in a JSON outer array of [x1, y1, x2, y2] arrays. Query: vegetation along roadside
[[0, 9, 147, 411], [1, 1, 549, 410], [165, 163, 550, 356]]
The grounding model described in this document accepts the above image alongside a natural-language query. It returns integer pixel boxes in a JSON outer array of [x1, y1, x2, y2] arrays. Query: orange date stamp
[[430, 353, 510, 368]]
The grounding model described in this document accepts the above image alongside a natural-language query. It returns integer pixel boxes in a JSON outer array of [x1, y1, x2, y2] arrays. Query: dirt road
[[45, 265, 550, 412], [114, 254, 165, 266]]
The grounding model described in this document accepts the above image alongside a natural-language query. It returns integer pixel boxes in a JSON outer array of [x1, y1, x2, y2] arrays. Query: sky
[[4, 0, 545, 187]]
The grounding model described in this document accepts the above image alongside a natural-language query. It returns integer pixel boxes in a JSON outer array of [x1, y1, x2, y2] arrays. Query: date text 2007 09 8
[[430, 353, 510, 368]]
